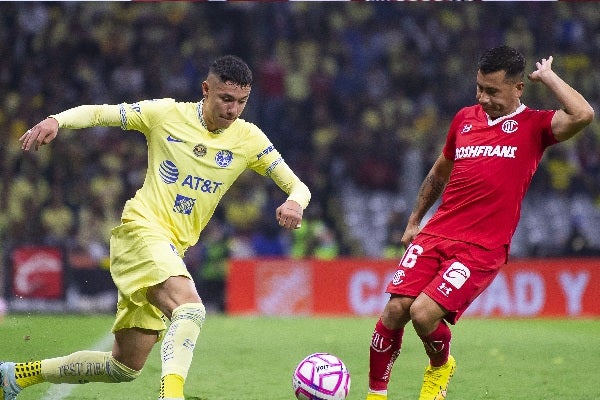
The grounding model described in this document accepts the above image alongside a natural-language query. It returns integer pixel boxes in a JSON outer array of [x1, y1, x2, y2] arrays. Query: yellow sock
[[160, 303, 205, 399], [160, 373, 184, 398], [41, 351, 137, 384], [15, 361, 45, 388]]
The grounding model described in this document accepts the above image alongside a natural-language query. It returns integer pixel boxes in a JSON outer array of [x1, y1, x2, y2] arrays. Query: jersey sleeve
[[270, 163, 311, 209], [245, 124, 311, 209], [50, 104, 122, 129], [539, 109, 558, 148], [442, 109, 464, 160], [120, 98, 176, 135]]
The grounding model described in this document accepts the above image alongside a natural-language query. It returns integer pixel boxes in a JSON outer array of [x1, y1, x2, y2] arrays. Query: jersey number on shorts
[[400, 243, 423, 269]]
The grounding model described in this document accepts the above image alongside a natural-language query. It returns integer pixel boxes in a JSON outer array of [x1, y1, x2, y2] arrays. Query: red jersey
[[421, 104, 557, 249]]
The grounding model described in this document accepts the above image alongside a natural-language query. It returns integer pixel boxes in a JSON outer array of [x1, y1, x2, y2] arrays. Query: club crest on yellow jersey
[[193, 144, 207, 157], [215, 150, 233, 167]]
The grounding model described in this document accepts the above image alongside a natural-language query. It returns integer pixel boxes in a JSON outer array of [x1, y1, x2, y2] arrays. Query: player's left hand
[[528, 56, 553, 82], [276, 200, 303, 230]]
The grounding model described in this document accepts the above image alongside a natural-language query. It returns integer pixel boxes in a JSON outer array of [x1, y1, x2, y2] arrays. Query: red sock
[[419, 320, 451, 367], [368, 318, 404, 391]]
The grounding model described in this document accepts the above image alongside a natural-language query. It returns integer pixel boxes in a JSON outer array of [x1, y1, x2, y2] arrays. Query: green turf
[[1, 314, 598, 399]]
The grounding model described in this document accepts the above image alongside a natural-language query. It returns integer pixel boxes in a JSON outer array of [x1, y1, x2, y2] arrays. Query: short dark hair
[[209, 55, 253, 87], [478, 45, 525, 81]]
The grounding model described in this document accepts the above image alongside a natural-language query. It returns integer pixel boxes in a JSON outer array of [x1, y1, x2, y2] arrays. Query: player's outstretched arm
[[528, 56, 594, 142], [20, 104, 122, 151]]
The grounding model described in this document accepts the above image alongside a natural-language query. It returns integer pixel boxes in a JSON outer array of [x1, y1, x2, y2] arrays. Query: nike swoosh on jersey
[[167, 135, 185, 143]]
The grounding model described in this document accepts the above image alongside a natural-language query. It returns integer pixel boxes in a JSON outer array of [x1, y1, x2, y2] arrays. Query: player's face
[[476, 70, 523, 119], [202, 73, 251, 131]]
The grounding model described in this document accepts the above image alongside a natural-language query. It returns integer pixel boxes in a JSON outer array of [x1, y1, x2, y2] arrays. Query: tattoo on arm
[[412, 174, 446, 221]]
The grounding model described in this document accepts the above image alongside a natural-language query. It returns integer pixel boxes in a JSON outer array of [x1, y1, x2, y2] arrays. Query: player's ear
[[515, 81, 524, 96], [201, 80, 209, 98]]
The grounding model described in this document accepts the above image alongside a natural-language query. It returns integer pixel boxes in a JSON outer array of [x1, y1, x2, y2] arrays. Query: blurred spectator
[[544, 146, 579, 193], [251, 218, 289, 257], [290, 205, 340, 260], [187, 220, 231, 313], [40, 184, 75, 246], [256, 53, 287, 143], [221, 172, 265, 234], [382, 209, 407, 260]]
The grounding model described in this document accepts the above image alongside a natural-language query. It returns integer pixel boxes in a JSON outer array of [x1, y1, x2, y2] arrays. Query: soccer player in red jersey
[[365, 46, 594, 400]]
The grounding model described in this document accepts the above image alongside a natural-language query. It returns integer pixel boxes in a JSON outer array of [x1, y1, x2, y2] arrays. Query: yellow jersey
[[51, 99, 311, 254]]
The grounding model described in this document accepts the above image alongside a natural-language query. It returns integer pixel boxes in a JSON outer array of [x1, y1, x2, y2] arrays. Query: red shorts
[[386, 234, 508, 324]]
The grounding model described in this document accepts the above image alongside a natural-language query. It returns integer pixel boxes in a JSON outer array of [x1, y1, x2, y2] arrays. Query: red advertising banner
[[11, 246, 64, 299], [226, 258, 600, 318]]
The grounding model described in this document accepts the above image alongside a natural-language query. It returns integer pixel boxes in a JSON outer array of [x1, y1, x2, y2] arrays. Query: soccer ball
[[292, 352, 351, 400]]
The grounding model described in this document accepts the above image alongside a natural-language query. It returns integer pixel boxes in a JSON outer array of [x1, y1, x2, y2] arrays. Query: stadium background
[[1, 2, 599, 315]]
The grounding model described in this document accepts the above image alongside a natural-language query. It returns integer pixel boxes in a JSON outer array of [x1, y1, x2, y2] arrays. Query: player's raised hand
[[20, 117, 59, 151], [528, 56, 553, 82]]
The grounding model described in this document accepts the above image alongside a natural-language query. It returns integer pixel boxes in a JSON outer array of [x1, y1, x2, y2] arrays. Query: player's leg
[[367, 235, 444, 400], [110, 221, 205, 399], [111, 327, 160, 374], [410, 293, 456, 400], [147, 275, 205, 400], [411, 293, 451, 366], [39, 328, 154, 384], [366, 295, 412, 400], [412, 241, 506, 399], [0, 329, 155, 400]]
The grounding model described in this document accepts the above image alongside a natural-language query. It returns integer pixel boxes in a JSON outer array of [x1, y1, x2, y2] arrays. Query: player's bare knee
[[409, 305, 428, 330], [410, 304, 444, 336], [382, 296, 412, 327]]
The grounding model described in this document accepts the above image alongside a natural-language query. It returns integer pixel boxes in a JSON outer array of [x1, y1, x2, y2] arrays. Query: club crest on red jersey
[[501, 119, 519, 133]]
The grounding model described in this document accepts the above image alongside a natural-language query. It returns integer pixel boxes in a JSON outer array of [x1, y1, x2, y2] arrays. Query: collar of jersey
[[486, 103, 526, 126], [197, 99, 224, 135]]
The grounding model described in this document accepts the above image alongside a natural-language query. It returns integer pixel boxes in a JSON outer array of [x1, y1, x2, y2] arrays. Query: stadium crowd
[[1, 2, 599, 310]]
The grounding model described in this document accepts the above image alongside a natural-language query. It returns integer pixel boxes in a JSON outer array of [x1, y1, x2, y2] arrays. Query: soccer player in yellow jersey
[[9, 55, 311, 400]]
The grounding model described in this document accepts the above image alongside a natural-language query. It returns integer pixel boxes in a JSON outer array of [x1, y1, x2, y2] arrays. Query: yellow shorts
[[109, 220, 192, 335]]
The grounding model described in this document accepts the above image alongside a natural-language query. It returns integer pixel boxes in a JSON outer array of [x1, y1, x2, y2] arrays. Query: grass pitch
[[1, 313, 597, 399]]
